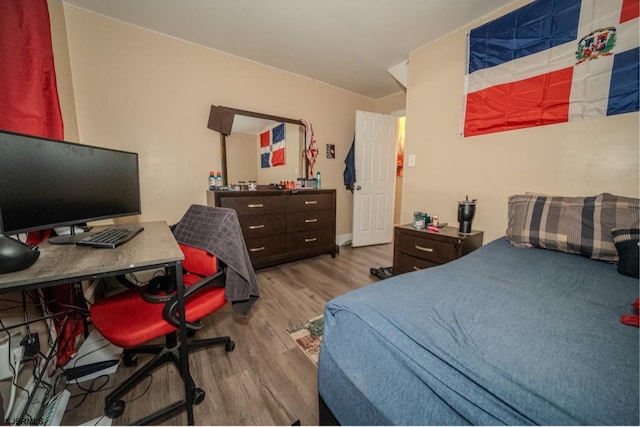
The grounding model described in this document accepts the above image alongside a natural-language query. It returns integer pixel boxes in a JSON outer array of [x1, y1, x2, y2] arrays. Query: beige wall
[[403, 0, 639, 243], [375, 91, 406, 115], [61, 4, 374, 234], [52, 1, 638, 245], [226, 132, 258, 184]]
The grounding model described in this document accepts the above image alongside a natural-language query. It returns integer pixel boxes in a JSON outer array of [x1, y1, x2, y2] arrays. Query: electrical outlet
[[20, 333, 40, 358], [407, 154, 416, 167]]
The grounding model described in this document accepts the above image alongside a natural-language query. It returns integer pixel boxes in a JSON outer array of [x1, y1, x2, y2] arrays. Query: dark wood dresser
[[393, 224, 483, 275], [207, 189, 336, 269]]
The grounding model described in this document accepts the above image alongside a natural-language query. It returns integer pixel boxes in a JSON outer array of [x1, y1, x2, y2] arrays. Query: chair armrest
[[162, 270, 226, 330]]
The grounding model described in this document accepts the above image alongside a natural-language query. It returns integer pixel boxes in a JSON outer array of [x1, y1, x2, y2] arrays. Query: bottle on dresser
[[208, 171, 216, 190]]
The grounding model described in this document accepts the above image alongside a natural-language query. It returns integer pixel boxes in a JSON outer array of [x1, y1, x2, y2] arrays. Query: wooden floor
[[62, 242, 393, 425]]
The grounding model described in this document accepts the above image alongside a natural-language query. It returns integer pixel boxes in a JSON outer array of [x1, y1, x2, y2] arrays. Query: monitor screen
[[0, 130, 141, 236]]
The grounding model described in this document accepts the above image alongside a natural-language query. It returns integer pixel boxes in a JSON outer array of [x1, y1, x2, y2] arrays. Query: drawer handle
[[305, 218, 318, 223], [249, 247, 265, 252], [247, 203, 264, 208], [304, 200, 317, 205], [248, 224, 265, 229], [305, 237, 317, 242], [415, 245, 434, 253]]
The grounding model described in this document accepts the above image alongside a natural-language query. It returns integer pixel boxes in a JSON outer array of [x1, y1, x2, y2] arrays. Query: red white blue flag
[[463, 0, 639, 137], [260, 123, 286, 168]]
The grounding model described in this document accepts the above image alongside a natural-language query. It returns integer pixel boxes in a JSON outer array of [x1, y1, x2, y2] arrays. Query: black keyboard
[[76, 225, 144, 248]]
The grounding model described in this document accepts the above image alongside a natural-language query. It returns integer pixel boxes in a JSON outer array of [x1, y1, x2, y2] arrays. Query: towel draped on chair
[[172, 205, 260, 316]]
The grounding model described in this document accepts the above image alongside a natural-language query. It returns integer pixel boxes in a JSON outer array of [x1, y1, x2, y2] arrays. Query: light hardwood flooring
[[61, 242, 393, 425]]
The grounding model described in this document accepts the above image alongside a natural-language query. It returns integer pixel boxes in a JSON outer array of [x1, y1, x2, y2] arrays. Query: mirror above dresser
[[208, 106, 307, 186]]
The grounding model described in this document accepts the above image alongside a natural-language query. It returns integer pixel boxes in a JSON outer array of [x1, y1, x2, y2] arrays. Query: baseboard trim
[[336, 234, 352, 247]]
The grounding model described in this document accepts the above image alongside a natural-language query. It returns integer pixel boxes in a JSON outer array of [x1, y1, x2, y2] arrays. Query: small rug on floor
[[286, 315, 324, 366]]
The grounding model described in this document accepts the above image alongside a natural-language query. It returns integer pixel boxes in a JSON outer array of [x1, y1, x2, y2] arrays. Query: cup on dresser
[[458, 199, 476, 233]]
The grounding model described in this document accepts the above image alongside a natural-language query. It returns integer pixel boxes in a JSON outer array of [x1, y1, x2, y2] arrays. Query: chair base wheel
[[105, 399, 125, 419], [193, 388, 206, 405], [225, 340, 235, 352], [123, 352, 138, 367]]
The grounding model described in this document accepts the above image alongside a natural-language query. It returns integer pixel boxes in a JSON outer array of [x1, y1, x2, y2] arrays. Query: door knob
[[355, 185, 362, 191]]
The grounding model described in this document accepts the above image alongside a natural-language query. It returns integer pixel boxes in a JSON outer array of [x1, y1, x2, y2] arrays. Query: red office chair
[[89, 243, 234, 424]]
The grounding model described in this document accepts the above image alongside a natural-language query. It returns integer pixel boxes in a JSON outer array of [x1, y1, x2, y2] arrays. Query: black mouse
[[0, 235, 40, 274]]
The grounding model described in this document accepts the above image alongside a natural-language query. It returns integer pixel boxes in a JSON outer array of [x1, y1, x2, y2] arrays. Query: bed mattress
[[318, 238, 639, 425]]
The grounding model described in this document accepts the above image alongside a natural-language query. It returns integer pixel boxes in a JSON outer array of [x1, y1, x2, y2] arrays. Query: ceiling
[[62, 0, 514, 99]]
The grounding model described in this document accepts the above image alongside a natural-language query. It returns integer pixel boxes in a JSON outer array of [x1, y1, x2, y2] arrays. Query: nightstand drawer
[[393, 224, 483, 275], [396, 254, 439, 274], [398, 234, 457, 264]]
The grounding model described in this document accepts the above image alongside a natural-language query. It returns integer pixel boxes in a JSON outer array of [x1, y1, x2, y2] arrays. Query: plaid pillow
[[506, 193, 640, 262]]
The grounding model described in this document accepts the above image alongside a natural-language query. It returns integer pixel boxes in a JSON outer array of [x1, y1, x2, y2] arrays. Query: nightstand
[[393, 224, 483, 275]]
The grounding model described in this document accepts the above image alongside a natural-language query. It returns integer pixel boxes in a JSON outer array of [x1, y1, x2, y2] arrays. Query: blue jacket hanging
[[343, 136, 356, 192]]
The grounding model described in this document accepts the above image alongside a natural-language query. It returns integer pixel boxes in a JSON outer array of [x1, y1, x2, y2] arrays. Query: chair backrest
[[179, 243, 217, 277]]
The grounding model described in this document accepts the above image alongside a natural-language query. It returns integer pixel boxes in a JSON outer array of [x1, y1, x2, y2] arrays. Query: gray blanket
[[173, 204, 259, 316]]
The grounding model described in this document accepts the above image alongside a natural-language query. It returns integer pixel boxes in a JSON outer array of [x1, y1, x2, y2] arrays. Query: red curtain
[[0, 0, 82, 367], [0, 0, 64, 138]]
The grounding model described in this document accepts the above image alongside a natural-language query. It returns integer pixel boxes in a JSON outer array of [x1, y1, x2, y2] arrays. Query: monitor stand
[[48, 225, 93, 245]]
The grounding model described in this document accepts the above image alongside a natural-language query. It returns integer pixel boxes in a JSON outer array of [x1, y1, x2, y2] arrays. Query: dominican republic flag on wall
[[260, 123, 286, 168], [463, 0, 639, 137]]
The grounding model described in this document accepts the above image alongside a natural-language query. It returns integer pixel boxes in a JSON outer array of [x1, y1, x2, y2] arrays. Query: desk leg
[[174, 262, 194, 425]]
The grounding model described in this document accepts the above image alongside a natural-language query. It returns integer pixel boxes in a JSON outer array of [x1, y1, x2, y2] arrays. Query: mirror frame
[[218, 106, 306, 186]]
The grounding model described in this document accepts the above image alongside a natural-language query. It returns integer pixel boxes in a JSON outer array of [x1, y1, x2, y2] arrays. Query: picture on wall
[[462, 0, 639, 137], [326, 144, 335, 159], [261, 123, 286, 168]]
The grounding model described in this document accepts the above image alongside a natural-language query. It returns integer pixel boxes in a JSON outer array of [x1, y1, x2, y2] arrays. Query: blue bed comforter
[[318, 238, 639, 425]]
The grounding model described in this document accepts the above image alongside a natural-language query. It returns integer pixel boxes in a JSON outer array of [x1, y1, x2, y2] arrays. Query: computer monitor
[[0, 129, 141, 243]]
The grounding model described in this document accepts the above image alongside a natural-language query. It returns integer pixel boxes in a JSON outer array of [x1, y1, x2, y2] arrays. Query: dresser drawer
[[286, 193, 334, 212], [244, 235, 286, 262], [397, 234, 457, 264], [396, 254, 439, 274], [239, 213, 285, 238], [218, 195, 284, 215], [287, 228, 333, 252], [287, 210, 332, 232]]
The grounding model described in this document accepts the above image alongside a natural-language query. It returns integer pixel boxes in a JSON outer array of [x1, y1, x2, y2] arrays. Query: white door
[[352, 111, 398, 247]]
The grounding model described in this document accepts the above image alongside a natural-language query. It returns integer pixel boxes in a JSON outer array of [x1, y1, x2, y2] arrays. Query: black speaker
[[0, 235, 40, 274]]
